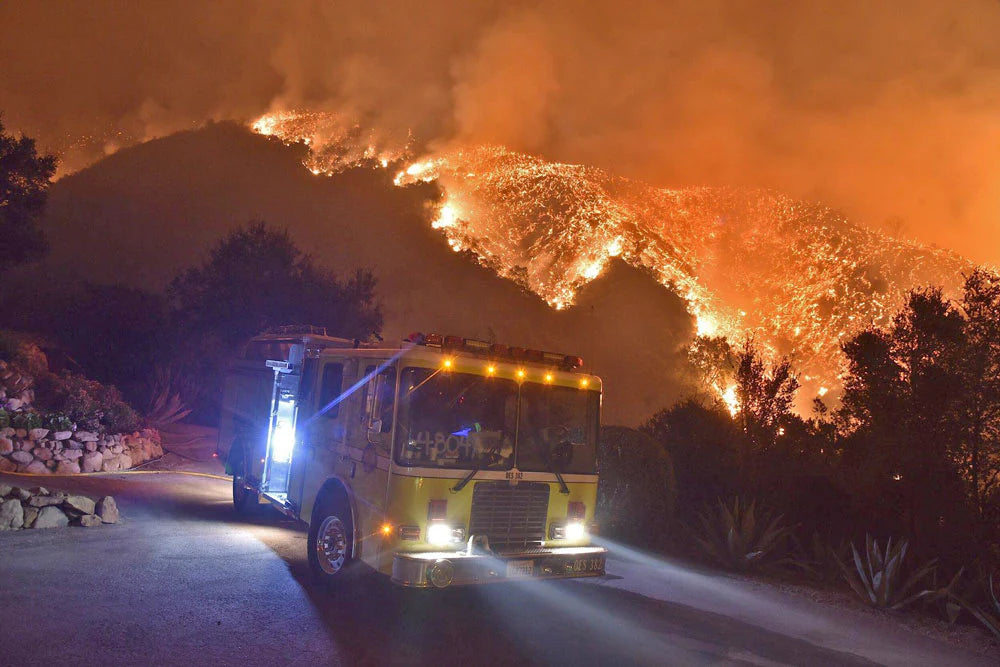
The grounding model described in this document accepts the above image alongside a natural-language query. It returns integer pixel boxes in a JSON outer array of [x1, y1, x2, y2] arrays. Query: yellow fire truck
[[218, 328, 606, 588]]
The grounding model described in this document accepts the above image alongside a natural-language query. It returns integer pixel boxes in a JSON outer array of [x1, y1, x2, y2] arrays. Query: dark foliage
[[0, 118, 57, 274], [596, 426, 676, 547], [166, 221, 383, 421]]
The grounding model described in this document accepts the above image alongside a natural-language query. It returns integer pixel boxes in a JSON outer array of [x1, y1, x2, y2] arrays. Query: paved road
[[0, 469, 993, 666]]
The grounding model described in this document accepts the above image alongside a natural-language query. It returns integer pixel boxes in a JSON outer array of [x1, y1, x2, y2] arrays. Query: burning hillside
[[252, 110, 969, 400]]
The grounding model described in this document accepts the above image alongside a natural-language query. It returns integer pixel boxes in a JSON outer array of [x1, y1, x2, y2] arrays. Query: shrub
[[837, 535, 937, 610], [694, 497, 797, 572], [35, 372, 140, 433], [10, 410, 41, 431], [42, 412, 73, 432], [597, 426, 676, 547]]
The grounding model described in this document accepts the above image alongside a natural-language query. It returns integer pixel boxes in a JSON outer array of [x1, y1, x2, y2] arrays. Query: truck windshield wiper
[[542, 447, 570, 495], [451, 449, 500, 493]]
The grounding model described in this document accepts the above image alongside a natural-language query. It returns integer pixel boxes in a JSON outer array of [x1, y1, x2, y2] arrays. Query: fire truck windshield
[[394, 367, 599, 474], [395, 367, 517, 470], [516, 382, 599, 475]]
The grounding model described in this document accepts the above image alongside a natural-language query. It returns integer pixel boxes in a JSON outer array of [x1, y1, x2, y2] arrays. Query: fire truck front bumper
[[391, 546, 608, 588]]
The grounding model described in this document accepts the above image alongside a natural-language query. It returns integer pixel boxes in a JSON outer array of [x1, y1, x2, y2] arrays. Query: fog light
[[428, 559, 455, 588], [427, 523, 463, 546]]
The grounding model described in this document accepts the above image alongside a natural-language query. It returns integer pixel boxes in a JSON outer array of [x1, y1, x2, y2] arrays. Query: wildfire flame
[[251, 110, 970, 398]]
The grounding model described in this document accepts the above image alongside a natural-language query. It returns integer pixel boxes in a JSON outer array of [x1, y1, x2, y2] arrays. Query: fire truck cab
[[219, 327, 607, 588]]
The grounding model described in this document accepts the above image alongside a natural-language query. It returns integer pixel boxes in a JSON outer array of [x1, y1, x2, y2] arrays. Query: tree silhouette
[[0, 118, 57, 274]]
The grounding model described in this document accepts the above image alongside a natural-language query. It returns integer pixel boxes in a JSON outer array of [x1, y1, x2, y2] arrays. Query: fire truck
[[218, 327, 607, 588]]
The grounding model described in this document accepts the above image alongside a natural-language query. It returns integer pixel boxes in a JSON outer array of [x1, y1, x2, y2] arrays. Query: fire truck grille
[[469, 482, 550, 552]]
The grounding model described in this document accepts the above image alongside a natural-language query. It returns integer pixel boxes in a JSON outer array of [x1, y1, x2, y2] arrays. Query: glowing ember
[[250, 111, 971, 395]]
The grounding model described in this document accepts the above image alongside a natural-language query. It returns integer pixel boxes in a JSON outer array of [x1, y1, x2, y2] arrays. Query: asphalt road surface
[[0, 468, 994, 666]]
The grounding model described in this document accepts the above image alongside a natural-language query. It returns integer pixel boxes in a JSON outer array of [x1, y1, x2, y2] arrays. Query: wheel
[[308, 496, 361, 587], [230, 446, 259, 515]]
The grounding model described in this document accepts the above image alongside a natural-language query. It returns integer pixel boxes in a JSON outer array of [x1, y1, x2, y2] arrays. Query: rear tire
[[231, 446, 258, 515], [308, 495, 361, 587]]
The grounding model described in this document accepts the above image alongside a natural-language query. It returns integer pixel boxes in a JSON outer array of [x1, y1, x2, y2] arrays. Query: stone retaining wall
[[0, 428, 162, 474], [0, 485, 120, 530]]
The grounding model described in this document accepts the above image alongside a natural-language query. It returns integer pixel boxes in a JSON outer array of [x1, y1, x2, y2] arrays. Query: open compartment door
[[262, 351, 303, 505]]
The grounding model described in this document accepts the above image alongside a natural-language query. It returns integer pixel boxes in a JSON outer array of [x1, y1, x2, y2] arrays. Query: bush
[[42, 412, 73, 432], [35, 372, 140, 433], [10, 410, 41, 431], [597, 426, 676, 547]]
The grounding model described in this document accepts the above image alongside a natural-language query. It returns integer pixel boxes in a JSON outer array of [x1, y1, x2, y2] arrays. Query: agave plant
[[951, 574, 1000, 640], [693, 497, 797, 572], [837, 535, 937, 610]]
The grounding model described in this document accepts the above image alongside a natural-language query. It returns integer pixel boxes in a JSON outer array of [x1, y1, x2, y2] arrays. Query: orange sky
[[3, 0, 1000, 266]]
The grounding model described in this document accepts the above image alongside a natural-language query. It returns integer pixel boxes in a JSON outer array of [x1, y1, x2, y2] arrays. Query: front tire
[[308, 497, 361, 587]]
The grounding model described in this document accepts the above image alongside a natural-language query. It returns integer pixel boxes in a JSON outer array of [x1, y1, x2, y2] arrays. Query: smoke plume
[[4, 1, 1000, 261]]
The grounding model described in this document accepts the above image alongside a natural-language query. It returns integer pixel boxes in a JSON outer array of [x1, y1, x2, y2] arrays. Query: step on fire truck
[[218, 327, 607, 588]]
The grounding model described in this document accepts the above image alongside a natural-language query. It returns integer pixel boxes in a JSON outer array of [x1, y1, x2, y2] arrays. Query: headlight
[[550, 522, 587, 541], [426, 523, 464, 546], [565, 522, 586, 541]]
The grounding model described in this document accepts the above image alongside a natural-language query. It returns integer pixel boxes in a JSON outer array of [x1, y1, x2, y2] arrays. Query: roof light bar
[[406, 332, 585, 370]]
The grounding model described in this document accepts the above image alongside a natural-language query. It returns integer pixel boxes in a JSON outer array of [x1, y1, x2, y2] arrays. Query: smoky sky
[[3, 1, 1000, 266]]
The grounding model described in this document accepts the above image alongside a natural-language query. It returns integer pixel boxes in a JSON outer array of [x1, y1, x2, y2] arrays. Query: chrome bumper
[[391, 546, 607, 588]]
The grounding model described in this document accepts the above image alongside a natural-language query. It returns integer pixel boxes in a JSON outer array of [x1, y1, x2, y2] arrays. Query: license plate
[[569, 557, 604, 574], [506, 560, 535, 578]]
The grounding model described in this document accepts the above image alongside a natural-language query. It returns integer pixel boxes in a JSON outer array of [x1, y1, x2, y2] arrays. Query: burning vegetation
[[251, 110, 971, 403]]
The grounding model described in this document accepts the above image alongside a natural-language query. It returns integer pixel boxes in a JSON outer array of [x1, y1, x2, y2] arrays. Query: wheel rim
[[316, 516, 348, 574]]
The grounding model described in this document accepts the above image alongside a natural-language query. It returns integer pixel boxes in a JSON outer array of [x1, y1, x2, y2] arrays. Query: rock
[[31, 447, 52, 461], [6, 398, 22, 411], [44, 460, 57, 470], [52, 431, 72, 441], [55, 460, 81, 474], [28, 428, 49, 440], [14, 487, 31, 500], [29, 486, 49, 495], [18, 439, 33, 451], [111, 444, 123, 455], [0, 498, 23, 530], [78, 514, 102, 527], [65, 439, 83, 450], [101, 455, 120, 472], [0, 427, 12, 437], [0, 484, 10, 497], [10, 450, 32, 464], [96, 496, 119, 524], [75, 431, 98, 442], [61, 448, 83, 459], [81, 451, 103, 473], [0, 437, 12, 455], [15, 428, 27, 438], [0, 458, 14, 473], [84, 441, 97, 452], [63, 495, 96, 515], [28, 494, 63, 507], [32, 506, 69, 529], [22, 506, 38, 528], [119, 454, 132, 470]]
